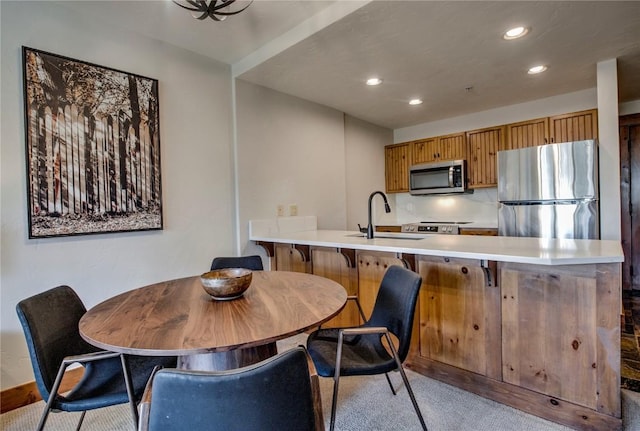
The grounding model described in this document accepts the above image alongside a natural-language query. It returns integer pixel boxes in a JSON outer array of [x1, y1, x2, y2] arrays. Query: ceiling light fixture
[[409, 99, 423, 106], [528, 65, 548, 74], [503, 26, 529, 40], [173, 0, 252, 21], [366, 78, 383, 86]]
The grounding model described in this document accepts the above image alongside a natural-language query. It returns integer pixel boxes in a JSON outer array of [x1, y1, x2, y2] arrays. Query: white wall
[[235, 81, 392, 257], [597, 59, 621, 241], [235, 79, 346, 244], [344, 115, 393, 230], [1, 1, 235, 388]]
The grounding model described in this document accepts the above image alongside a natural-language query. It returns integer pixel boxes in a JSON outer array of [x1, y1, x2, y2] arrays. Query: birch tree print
[[23, 47, 162, 238]]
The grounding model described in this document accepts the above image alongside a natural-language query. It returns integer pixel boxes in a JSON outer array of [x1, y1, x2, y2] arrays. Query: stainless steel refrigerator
[[497, 140, 599, 239]]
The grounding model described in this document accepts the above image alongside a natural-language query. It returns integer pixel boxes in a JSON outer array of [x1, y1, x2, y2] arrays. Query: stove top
[[401, 221, 471, 235]]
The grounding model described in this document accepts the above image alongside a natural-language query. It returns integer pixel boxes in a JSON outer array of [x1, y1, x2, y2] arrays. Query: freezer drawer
[[498, 201, 599, 239]]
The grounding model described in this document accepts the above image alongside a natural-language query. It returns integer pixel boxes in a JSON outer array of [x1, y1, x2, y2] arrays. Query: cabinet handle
[[551, 137, 554, 143], [544, 138, 548, 144]]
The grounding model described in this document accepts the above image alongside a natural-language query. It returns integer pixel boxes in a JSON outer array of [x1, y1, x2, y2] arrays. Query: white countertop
[[250, 229, 624, 266]]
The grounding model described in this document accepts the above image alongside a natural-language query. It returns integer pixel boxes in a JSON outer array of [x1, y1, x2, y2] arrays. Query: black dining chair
[[306, 265, 428, 431], [16, 285, 176, 431], [210, 255, 264, 271], [138, 346, 323, 431]]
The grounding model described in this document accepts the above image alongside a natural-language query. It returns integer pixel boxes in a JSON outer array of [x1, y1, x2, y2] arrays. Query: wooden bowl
[[200, 268, 252, 300]]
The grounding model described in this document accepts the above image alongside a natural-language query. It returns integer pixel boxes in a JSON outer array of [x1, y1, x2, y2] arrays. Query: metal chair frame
[[308, 266, 428, 431], [37, 351, 138, 431]]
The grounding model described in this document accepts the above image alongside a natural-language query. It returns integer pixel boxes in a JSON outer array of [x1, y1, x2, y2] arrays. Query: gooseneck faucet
[[367, 191, 391, 239]]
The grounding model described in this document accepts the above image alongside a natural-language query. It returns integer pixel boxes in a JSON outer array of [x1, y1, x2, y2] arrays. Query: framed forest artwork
[[22, 47, 163, 238]]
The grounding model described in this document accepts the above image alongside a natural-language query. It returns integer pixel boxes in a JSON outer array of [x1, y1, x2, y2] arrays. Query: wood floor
[[622, 295, 640, 392]]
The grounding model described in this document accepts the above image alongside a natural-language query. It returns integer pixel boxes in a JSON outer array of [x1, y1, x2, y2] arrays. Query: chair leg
[[74, 411, 87, 431], [35, 406, 50, 431], [37, 362, 70, 431], [329, 378, 341, 431], [329, 331, 347, 431], [384, 333, 428, 431], [384, 372, 397, 395], [120, 355, 139, 430]]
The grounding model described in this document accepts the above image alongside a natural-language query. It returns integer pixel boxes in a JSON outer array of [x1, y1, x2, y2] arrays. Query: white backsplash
[[391, 188, 499, 226]]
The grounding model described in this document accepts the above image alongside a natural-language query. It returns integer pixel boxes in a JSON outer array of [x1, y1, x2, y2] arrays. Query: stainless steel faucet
[[367, 191, 391, 239]]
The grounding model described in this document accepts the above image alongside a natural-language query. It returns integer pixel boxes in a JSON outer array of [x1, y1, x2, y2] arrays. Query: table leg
[[177, 342, 278, 371]]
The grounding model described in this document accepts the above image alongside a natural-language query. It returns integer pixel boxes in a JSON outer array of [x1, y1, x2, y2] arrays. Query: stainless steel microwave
[[409, 159, 469, 195]]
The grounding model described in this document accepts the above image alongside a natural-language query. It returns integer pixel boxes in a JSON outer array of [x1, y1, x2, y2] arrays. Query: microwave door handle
[[448, 166, 454, 187]]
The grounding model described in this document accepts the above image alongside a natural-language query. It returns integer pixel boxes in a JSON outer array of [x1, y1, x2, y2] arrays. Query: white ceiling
[[65, 1, 640, 130]]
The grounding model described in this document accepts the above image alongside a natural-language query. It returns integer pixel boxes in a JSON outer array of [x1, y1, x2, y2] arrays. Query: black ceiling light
[[173, 0, 253, 21]]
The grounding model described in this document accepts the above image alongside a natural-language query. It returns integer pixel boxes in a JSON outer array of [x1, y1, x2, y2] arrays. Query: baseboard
[[0, 367, 84, 414]]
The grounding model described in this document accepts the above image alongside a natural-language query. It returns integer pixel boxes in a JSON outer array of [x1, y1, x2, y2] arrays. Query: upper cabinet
[[505, 117, 550, 150], [466, 126, 506, 189], [505, 109, 598, 150], [385, 109, 598, 193], [385, 142, 411, 193], [549, 109, 598, 143], [413, 132, 466, 164], [412, 137, 439, 164]]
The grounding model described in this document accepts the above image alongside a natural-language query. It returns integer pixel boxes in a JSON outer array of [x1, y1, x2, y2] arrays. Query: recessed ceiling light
[[409, 99, 423, 106], [366, 78, 383, 86], [528, 65, 547, 74], [503, 26, 529, 40]]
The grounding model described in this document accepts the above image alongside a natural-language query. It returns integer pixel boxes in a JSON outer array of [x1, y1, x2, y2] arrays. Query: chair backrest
[[210, 255, 264, 271], [146, 347, 317, 431], [366, 265, 423, 362], [15, 285, 99, 399]]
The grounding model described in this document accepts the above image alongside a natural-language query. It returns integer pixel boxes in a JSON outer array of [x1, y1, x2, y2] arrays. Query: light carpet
[[3, 334, 640, 430]]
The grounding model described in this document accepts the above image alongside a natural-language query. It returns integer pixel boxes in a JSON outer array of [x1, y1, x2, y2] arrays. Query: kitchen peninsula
[[250, 219, 624, 431]]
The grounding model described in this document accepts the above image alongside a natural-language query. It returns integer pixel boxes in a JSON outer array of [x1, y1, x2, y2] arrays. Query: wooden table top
[[79, 271, 347, 356]]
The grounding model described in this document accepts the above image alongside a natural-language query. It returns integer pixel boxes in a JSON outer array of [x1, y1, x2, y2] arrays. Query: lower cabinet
[[265, 241, 621, 430], [417, 255, 501, 379], [500, 262, 619, 415], [459, 227, 498, 236], [409, 259, 621, 431], [356, 250, 407, 319], [274, 243, 311, 273], [310, 246, 359, 328]]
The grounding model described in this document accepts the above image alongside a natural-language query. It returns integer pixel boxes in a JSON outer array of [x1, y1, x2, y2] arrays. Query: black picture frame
[[22, 47, 163, 238]]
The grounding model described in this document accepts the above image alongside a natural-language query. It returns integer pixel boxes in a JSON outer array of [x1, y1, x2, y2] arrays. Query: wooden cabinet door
[[356, 250, 406, 320], [274, 243, 310, 273], [412, 134, 466, 164], [437, 132, 466, 161], [418, 256, 501, 379], [549, 109, 598, 143], [505, 117, 550, 150], [385, 143, 411, 193], [311, 247, 359, 328], [500, 262, 619, 414], [459, 228, 498, 236], [412, 138, 438, 164], [466, 126, 506, 188]]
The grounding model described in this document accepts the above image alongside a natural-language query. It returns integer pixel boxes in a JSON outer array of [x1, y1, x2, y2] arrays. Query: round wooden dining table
[[79, 271, 347, 371]]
